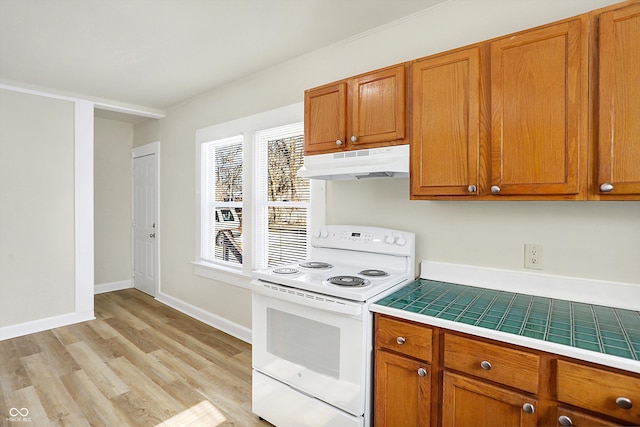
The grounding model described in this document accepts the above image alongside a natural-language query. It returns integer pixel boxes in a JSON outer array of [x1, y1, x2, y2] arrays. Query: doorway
[[132, 142, 159, 296]]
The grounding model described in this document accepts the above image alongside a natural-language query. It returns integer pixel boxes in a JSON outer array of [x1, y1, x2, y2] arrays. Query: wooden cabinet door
[[375, 350, 431, 427], [411, 46, 487, 198], [490, 17, 588, 198], [596, 3, 640, 198], [442, 372, 538, 427], [349, 65, 406, 148], [304, 82, 347, 155], [556, 406, 623, 427]]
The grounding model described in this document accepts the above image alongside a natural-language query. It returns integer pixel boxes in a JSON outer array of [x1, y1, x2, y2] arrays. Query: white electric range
[[251, 225, 415, 427]]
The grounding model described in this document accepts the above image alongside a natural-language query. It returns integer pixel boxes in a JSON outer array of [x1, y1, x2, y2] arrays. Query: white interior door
[[133, 153, 157, 296]]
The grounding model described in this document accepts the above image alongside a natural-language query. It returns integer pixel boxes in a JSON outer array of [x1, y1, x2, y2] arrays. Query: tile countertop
[[370, 261, 640, 375]]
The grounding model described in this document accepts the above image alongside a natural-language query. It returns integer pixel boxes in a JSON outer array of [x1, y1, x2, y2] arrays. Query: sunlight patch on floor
[[156, 400, 226, 426]]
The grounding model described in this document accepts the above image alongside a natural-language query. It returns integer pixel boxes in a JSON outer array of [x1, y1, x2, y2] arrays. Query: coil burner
[[273, 267, 301, 275], [299, 261, 333, 269], [359, 269, 389, 277], [326, 276, 370, 287]]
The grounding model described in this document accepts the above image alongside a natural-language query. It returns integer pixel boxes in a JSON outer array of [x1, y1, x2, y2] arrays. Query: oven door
[[252, 283, 369, 416]]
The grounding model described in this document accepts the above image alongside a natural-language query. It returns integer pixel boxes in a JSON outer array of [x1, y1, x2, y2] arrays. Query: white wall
[[140, 0, 635, 335], [0, 89, 76, 327], [327, 180, 640, 284], [94, 118, 133, 285]]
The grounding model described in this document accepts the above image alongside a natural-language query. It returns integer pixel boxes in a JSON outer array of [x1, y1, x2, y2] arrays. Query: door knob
[[599, 183, 614, 193], [616, 397, 632, 409], [558, 415, 573, 427]]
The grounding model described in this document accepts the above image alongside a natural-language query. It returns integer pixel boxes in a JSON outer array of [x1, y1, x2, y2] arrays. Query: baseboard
[[155, 291, 252, 344], [94, 279, 132, 294], [0, 311, 95, 341]]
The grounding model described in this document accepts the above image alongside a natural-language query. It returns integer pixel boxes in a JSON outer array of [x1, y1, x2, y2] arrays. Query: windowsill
[[192, 261, 252, 290]]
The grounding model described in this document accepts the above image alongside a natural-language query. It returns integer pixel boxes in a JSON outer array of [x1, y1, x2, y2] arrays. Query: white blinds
[[254, 123, 309, 268], [202, 135, 243, 266]]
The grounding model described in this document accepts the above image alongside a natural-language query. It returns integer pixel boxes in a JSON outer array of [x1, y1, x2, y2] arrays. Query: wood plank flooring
[[0, 289, 272, 426]]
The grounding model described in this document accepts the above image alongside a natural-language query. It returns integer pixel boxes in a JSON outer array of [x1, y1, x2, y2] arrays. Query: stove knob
[[320, 229, 329, 238], [384, 235, 395, 244], [396, 236, 406, 246], [313, 229, 321, 238]]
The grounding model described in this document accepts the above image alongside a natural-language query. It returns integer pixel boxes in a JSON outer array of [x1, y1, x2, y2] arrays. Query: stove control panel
[[311, 225, 415, 256]]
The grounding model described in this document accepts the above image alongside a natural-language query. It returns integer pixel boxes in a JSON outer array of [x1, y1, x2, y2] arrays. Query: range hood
[[298, 144, 409, 180]]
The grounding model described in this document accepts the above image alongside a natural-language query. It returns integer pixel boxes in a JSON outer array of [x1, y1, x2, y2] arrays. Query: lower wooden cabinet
[[373, 314, 640, 427], [375, 350, 431, 427], [555, 406, 623, 427], [556, 360, 640, 425], [441, 371, 538, 427]]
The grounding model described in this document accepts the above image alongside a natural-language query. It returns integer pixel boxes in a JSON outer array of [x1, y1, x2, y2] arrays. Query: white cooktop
[[252, 225, 416, 302]]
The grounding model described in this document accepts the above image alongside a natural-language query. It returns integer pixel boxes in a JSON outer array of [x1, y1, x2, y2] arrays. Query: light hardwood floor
[[0, 289, 273, 426]]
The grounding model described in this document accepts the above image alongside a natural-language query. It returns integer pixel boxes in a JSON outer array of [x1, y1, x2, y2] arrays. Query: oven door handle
[[252, 282, 363, 316]]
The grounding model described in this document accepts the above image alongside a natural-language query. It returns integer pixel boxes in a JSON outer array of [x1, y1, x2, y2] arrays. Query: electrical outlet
[[524, 244, 543, 270]]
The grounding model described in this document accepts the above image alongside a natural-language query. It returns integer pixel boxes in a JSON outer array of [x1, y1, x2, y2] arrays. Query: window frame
[[193, 102, 325, 288]]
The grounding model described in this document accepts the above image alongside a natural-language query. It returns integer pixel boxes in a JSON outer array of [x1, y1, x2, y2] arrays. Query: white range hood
[[298, 144, 409, 180]]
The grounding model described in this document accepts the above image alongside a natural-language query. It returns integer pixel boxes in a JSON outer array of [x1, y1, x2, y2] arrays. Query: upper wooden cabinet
[[410, 15, 591, 200], [490, 16, 589, 199], [304, 64, 407, 155], [304, 82, 347, 155], [593, 2, 640, 199], [410, 46, 489, 198]]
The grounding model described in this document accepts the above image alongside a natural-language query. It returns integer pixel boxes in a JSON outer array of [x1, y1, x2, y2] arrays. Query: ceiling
[[0, 0, 448, 114]]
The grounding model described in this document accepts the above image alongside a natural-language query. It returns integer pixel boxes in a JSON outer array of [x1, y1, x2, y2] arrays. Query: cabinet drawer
[[376, 316, 432, 362], [443, 333, 540, 393], [557, 360, 640, 425]]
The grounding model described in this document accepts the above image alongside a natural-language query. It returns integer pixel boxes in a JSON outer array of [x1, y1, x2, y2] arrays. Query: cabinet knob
[[600, 182, 614, 193], [480, 360, 492, 371], [351, 135, 358, 143], [150, 233, 156, 238], [396, 336, 406, 345], [558, 415, 573, 427], [616, 397, 632, 410], [522, 403, 535, 415], [417, 368, 427, 377], [491, 185, 501, 194], [335, 139, 343, 146], [467, 185, 477, 193]]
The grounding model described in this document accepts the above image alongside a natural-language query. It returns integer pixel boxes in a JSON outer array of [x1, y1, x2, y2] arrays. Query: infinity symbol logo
[[9, 407, 29, 417]]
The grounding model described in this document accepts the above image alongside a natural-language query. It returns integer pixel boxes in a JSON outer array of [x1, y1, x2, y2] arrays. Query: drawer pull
[[480, 360, 492, 371], [396, 336, 406, 345], [616, 397, 632, 410], [558, 415, 573, 427], [522, 403, 535, 415], [417, 368, 427, 377]]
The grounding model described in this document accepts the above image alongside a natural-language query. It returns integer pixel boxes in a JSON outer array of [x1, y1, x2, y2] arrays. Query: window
[[195, 103, 325, 286], [254, 123, 310, 269], [201, 135, 244, 266]]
